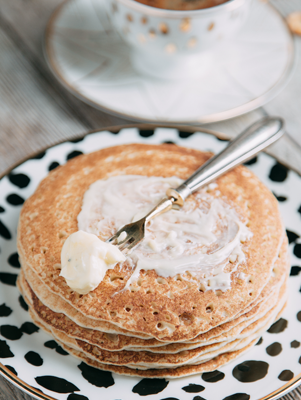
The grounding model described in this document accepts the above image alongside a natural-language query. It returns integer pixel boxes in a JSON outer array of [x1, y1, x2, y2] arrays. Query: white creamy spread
[[60, 230, 125, 294], [75, 175, 252, 292]]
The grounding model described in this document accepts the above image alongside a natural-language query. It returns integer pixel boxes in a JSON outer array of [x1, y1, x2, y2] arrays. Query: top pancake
[[17, 144, 284, 341]]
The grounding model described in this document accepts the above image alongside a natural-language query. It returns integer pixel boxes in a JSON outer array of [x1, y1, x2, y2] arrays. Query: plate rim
[[1, 123, 301, 400], [43, 0, 295, 124]]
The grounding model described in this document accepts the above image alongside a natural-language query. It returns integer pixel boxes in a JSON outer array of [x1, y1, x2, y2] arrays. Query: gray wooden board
[[0, 0, 301, 399]]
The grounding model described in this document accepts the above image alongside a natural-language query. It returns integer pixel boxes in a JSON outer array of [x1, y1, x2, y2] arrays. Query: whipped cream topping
[[60, 230, 125, 294], [77, 175, 252, 292]]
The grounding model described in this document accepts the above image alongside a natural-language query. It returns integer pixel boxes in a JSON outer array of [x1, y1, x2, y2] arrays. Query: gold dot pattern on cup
[[187, 37, 197, 48], [208, 22, 215, 31], [141, 16, 148, 25], [180, 18, 191, 32], [149, 29, 156, 38], [126, 13, 133, 22], [165, 43, 177, 53], [138, 33, 147, 43], [159, 22, 169, 34]]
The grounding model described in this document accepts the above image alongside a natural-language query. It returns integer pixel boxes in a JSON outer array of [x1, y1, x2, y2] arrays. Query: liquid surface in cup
[[134, 0, 230, 10]]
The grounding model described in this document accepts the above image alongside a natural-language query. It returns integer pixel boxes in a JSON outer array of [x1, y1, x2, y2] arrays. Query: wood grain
[[0, 0, 301, 398]]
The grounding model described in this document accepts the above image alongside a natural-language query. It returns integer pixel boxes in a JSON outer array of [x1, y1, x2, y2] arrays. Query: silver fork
[[106, 117, 284, 253]]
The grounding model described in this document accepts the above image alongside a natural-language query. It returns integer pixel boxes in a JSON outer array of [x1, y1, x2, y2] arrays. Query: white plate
[[44, 0, 294, 123], [1, 127, 301, 400]]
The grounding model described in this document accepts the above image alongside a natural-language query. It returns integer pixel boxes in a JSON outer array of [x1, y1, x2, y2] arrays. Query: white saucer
[[44, 0, 294, 124]]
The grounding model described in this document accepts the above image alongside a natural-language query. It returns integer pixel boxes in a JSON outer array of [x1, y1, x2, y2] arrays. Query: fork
[[106, 117, 284, 253]]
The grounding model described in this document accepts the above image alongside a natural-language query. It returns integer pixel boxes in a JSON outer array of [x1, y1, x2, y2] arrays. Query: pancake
[[18, 144, 285, 342], [18, 241, 287, 353], [16, 143, 289, 376]]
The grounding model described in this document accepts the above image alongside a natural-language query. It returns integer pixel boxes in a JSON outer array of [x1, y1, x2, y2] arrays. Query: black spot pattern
[[0, 273, 17, 286], [19, 295, 29, 311], [67, 394, 89, 400], [109, 129, 121, 135], [269, 162, 289, 182], [8, 172, 30, 188], [291, 340, 300, 348], [273, 193, 287, 202], [286, 229, 300, 244], [25, 351, 43, 366], [8, 253, 20, 268], [223, 394, 250, 400], [6, 194, 25, 206], [161, 398, 179, 400], [44, 340, 69, 355], [268, 318, 288, 333], [56, 346, 69, 355], [278, 370, 294, 381], [294, 244, 301, 258], [67, 393, 89, 400], [132, 378, 169, 396], [162, 141, 176, 145], [0, 303, 12, 317], [66, 151, 83, 160], [202, 370, 225, 382], [232, 361, 269, 382], [192, 397, 206, 400], [256, 337, 263, 346], [31, 151, 46, 160], [182, 384, 205, 393], [0, 206, 5, 213], [290, 266, 301, 276], [0, 340, 14, 358], [244, 156, 257, 165], [266, 342, 282, 356], [297, 311, 301, 322], [78, 362, 114, 388], [35, 376, 79, 393], [139, 129, 154, 138], [0, 325, 22, 340], [5, 365, 17, 376], [178, 131, 194, 139], [21, 322, 39, 334], [0, 221, 12, 240], [44, 340, 58, 349], [69, 137, 84, 143], [48, 162, 60, 171]]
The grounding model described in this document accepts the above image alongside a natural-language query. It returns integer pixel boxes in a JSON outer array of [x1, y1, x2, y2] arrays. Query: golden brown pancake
[[18, 144, 285, 341], [17, 144, 289, 376]]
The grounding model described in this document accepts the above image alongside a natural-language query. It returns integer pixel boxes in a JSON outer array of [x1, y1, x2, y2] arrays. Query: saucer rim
[[112, 0, 247, 17], [43, 0, 295, 124]]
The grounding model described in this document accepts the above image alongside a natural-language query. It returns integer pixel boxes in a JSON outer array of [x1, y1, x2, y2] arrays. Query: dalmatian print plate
[[1, 126, 301, 400]]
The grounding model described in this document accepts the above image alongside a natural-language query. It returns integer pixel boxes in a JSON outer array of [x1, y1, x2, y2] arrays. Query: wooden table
[[0, 0, 301, 399]]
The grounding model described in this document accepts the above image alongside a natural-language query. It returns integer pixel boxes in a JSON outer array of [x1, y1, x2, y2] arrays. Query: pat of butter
[[60, 230, 126, 294]]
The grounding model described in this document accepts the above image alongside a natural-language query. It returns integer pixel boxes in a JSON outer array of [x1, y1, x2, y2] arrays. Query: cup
[[106, 0, 252, 79]]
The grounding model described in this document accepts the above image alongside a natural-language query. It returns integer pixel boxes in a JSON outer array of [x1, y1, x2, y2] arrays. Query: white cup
[[106, 0, 252, 79]]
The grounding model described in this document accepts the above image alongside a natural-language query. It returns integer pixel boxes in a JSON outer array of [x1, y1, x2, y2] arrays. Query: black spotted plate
[[1, 126, 301, 400]]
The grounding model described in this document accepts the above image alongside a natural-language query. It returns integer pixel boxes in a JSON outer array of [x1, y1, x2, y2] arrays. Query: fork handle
[[166, 117, 284, 206]]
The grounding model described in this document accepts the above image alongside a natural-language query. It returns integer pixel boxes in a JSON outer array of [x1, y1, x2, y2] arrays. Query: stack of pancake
[[17, 144, 289, 378]]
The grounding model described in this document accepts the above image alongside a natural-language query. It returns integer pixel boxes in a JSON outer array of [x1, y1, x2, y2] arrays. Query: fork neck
[[145, 197, 175, 222]]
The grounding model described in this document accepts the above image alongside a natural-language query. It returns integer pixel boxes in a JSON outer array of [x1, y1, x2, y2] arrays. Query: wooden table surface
[[0, 0, 301, 399]]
